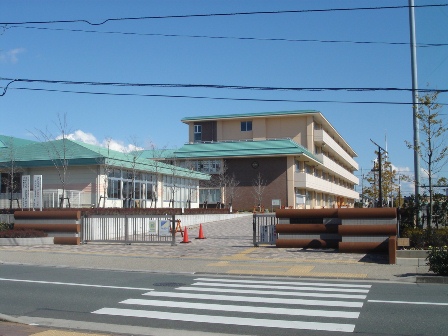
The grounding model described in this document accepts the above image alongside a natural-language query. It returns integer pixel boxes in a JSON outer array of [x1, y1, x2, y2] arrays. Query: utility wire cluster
[[1, 3, 447, 25], [1, 3, 447, 105], [1, 77, 447, 105], [4, 25, 448, 48]]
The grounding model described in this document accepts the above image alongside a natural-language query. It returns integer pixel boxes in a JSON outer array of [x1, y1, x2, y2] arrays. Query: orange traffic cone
[[180, 226, 191, 243], [195, 224, 206, 239]]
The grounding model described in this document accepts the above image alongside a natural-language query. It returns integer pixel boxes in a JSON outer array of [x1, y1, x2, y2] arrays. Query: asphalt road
[[1, 264, 447, 336]]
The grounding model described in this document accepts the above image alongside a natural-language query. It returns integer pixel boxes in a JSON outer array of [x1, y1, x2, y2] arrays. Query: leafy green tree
[[432, 193, 448, 228], [363, 157, 403, 207], [399, 194, 428, 230]]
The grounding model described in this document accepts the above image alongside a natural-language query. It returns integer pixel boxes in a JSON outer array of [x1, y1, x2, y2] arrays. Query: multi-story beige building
[[173, 110, 359, 210]]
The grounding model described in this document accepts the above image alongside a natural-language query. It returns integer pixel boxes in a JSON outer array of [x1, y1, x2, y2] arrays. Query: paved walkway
[[0, 215, 434, 335], [0, 215, 428, 280]]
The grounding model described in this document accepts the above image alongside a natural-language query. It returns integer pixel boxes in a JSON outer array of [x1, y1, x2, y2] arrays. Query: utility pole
[[409, 0, 421, 225], [371, 139, 388, 207]]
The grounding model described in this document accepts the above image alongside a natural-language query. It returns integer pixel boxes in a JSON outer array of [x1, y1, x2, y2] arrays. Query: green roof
[[173, 139, 321, 163], [0, 135, 37, 148], [0, 138, 210, 180], [138, 148, 177, 160], [181, 110, 319, 122]]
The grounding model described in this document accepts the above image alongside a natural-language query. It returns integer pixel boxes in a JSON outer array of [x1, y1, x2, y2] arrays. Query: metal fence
[[82, 214, 176, 245], [253, 213, 278, 246]]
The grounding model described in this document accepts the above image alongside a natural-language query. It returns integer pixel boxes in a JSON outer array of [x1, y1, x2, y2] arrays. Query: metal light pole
[[409, 0, 421, 224]]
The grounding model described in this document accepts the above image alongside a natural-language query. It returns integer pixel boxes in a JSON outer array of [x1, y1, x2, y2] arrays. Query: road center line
[[0, 278, 154, 291]]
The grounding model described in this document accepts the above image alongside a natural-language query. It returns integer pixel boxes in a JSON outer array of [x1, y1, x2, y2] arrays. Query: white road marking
[[0, 278, 153, 291], [121, 298, 360, 318], [368, 299, 448, 306], [143, 291, 364, 308], [191, 281, 369, 293], [195, 277, 372, 288], [92, 308, 356, 332], [178, 285, 367, 299]]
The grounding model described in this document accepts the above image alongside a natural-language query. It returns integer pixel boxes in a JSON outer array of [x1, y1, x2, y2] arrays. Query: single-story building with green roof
[[0, 136, 210, 209], [153, 110, 359, 210]]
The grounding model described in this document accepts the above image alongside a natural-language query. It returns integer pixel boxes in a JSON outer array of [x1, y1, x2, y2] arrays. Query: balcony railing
[[315, 154, 359, 185], [314, 129, 358, 170], [294, 172, 359, 199]]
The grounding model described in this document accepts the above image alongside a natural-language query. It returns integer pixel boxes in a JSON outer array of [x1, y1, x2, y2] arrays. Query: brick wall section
[[226, 157, 287, 211]]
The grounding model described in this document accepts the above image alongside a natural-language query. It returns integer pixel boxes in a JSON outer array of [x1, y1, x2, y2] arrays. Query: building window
[[195, 160, 221, 174], [200, 188, 221, 204], [194, 125, 202, 142], [241, 121, 252, 132], [0, 172, 22, 194]]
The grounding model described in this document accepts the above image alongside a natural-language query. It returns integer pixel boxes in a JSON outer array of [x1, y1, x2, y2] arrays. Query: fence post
[[80, 214, 85, 244], [125, 215, 129, 244], [253, 214, 257, 247], [171, 214, 176, 246]]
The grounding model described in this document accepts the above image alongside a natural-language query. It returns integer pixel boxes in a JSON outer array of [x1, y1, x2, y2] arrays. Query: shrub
[[402, 228, 426, 249], [0, 229, 48, 238], [426, 246, 448, 276], [426, 228, 448, 247], [0, 222, 13, 231]]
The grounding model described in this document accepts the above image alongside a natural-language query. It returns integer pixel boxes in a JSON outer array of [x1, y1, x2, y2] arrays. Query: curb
[[415, 275, 448, 284], [0, 313, 30, 324]]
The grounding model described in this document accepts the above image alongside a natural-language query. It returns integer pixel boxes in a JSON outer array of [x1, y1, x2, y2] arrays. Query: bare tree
[[226, 173, 240, 211], [166, 154, 180, 208], [31, 112, 72, 208], [179, 158, 197, 209], [146, 142, 170, 208], [97, 137, 114, 208], [0, 136, 22, 209], [406, 91, 448, 227], [215, 161, 240, 210], [122, 136, 144, 208], [252, 172, 266, 212]]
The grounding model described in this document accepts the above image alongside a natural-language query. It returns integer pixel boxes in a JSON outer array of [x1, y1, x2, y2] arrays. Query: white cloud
[[65, 130, 143, 153], [0, 48, 26, 64], [66, 130, 99, 145]]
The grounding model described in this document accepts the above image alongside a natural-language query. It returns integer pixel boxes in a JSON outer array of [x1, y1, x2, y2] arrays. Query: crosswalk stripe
[[195, 277, 371, 288], [121, 298, 360, 318], [191, 281, 369, 293], [178, 286, 367, 299], [143, 291, 364, 308], [92, 308, 356, 332]]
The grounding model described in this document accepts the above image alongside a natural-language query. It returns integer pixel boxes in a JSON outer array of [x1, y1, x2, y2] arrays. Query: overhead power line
[[1, 77, 447, 105], [8, 25, 448, 48], [1, 4, 447, 25], [7, 86, 437, 105], [1, 77, 447, 93], [7, 86, 448, 106]]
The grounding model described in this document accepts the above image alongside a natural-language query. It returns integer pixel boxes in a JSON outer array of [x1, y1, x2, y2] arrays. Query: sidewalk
[[0, 215, 430, 281], [0, 215, 440, 335], [0, 318, 117, 336]]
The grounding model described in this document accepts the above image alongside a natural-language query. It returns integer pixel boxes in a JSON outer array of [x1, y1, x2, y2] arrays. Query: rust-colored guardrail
[[275, 208, 398, 264], [14, 210, 81, 245]]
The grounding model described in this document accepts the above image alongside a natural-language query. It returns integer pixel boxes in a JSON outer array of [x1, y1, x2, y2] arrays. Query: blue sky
[[1, 0, 447, 196]]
